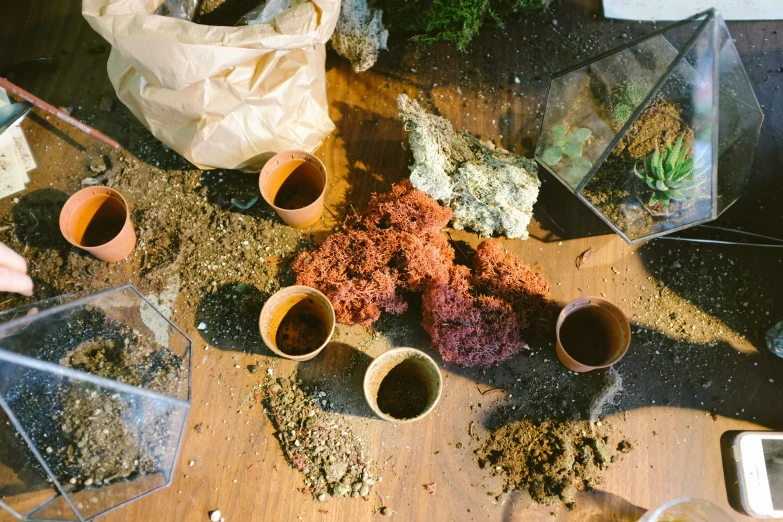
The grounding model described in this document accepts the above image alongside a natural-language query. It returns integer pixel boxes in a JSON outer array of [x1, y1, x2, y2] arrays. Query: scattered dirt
[[476, 420, 629, 509], [258, 377, 379, 500]]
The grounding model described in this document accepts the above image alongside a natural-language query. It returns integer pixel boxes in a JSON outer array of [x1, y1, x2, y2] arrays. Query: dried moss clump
[[292, 180, 454, 326], [422, 240, 552, 366], [332, 0, 389, 72], [399, 94, 540, 240]]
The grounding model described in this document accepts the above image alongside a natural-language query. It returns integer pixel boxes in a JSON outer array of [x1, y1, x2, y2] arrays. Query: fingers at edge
[[0, 243, 27, 274], [0, 268, 33, 296]]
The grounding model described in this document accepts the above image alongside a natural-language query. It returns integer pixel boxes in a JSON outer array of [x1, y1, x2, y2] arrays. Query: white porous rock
[[331, 0, 388, 72], [398, 94, 540, 239]]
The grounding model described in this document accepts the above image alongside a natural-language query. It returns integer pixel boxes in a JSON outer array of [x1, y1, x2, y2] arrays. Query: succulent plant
[[634, 134, 707, 211], [611, 81, 651, 128], [541, 125, 593, 181]]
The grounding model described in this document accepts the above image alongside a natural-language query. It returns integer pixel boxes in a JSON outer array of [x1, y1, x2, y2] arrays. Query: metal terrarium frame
[[535, 9, 764, 244]]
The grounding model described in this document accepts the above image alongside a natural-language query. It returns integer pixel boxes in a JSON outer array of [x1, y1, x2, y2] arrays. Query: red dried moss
[[292, 181, 454, 326], [292, 181, 553, 367], [352, 179, 453, 234], [421, 240, 553, 367], [422, 265, 526, 367]]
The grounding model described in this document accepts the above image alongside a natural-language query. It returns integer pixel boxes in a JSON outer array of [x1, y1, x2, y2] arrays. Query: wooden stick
[[0, 77, 121, 149]]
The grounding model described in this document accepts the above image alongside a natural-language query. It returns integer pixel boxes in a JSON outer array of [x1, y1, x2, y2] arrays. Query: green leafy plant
[[634, 135, 707, 211], [378, 0, 553, 51], [541, 125, 593, 180], [611, 81, 651, 128]]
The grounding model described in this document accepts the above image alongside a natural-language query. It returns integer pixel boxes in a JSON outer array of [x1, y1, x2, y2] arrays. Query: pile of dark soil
[[476, 419, 632, 509], [260, 377, 379, 501], [7, 309, 185, 488], [195, 0, 261, 26]]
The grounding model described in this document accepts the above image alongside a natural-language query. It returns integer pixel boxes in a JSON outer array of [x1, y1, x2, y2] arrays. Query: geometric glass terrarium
[[535, 9, 763, 243], [0, 285, 191, 521]]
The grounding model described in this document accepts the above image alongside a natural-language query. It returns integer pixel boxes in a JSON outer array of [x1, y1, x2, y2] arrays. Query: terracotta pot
[[259, 151, 327, 228], [259, 285, 335, 361], [59, 187, 136, 262], [363, 348, 442, 423], [555, 296, 631, 372]]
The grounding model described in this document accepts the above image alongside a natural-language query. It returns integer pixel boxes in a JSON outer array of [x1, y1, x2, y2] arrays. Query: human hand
[[0, 242, 33, 296]]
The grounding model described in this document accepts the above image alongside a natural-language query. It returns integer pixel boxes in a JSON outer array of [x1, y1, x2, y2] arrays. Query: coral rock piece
[[398, 94, 540, 239], [292, 180, 453, 326], [332, 0, 389, 72], [422, 240, 553, 366]]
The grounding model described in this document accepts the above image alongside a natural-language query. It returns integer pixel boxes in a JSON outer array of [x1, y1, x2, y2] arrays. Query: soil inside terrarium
[[7, 308, 185, 490], [581, 99, 710, 240], [375, 360, 430, 419]]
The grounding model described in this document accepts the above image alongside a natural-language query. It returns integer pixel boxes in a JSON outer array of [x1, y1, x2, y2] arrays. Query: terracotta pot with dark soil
[[363, 348, 442, 423], [556, 297, 631, 372], [59, 186, 136, 262], [259, 285, 335, 361], [259, 151, 327, 228]]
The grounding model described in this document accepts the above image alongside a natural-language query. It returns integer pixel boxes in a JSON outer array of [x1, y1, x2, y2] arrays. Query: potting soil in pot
[[375, 360, 430, 420], [275, 299, 329, 356], [7, 308, 185, 488]]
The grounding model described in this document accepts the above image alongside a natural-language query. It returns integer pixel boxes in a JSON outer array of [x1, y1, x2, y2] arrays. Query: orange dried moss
[[292, 181, 454, 326], [422, 240, 553, 366]]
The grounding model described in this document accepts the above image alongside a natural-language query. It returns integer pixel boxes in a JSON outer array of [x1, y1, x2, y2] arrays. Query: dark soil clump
[[476, 420, 619, 508], [375, 360, 429, 419]]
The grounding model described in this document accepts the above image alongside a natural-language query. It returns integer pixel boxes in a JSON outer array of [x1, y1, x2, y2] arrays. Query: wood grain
[[1, 0, 782, 521]]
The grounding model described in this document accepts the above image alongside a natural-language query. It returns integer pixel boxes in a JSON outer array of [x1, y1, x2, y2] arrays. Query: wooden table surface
[[1, 0, 782, 521]]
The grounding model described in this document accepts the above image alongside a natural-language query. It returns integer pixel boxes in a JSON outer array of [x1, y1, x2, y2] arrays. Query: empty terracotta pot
[[59, 187, 136, 262], [555, 296, 631, 372], [259, 151, 327, 228], [363, 348, 442, 423], [259, 285, 335, 361]]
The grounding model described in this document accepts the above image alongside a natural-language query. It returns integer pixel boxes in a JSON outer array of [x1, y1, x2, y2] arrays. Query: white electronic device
[[734, 432, 783, 518]]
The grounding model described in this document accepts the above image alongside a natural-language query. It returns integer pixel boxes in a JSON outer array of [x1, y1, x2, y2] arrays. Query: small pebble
[[380, 506, 392, 516], [189, 460, 195, 466], [197, 322, 207, 330], [209, 510, 221, 522]]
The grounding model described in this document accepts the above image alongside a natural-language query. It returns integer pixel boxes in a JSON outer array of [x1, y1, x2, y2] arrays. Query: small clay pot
[[59, 187, 136, 262], [555, 297, 631, 372], [259, 285, 335, 361], [259, 151, 327, 228], [363, 348, 442, 423]]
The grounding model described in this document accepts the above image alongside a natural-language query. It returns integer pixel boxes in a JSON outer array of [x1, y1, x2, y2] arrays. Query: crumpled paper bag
[[83, 0, 339, 170]]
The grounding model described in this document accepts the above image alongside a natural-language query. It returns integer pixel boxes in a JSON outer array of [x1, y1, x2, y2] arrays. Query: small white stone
[[514, 77, 520, 84], [210, 510, 221, 522], [84, 478, 93, 486], [46, 447, 53, 454], [197, 322, 207, 330], [189, 460, 195, 467]]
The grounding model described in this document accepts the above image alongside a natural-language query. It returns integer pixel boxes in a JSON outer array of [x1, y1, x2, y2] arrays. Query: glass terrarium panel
[[0, 407, 75, 520], [715, 18, 764, 214], [536, 34, 683, 190], [580, 17, 717, 241], [0, 285, 191, 521], [0, 285, 190, 402], [0, 358, 186, 520]]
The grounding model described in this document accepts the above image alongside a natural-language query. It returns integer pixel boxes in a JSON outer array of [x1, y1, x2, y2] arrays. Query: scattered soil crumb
[[261, 377, 380, 500], [476, 419, 625, 508]]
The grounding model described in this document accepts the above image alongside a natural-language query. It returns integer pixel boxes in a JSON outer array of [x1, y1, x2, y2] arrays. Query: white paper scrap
[[0, 87, 36, 198], [603, 0, 782, 21]]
